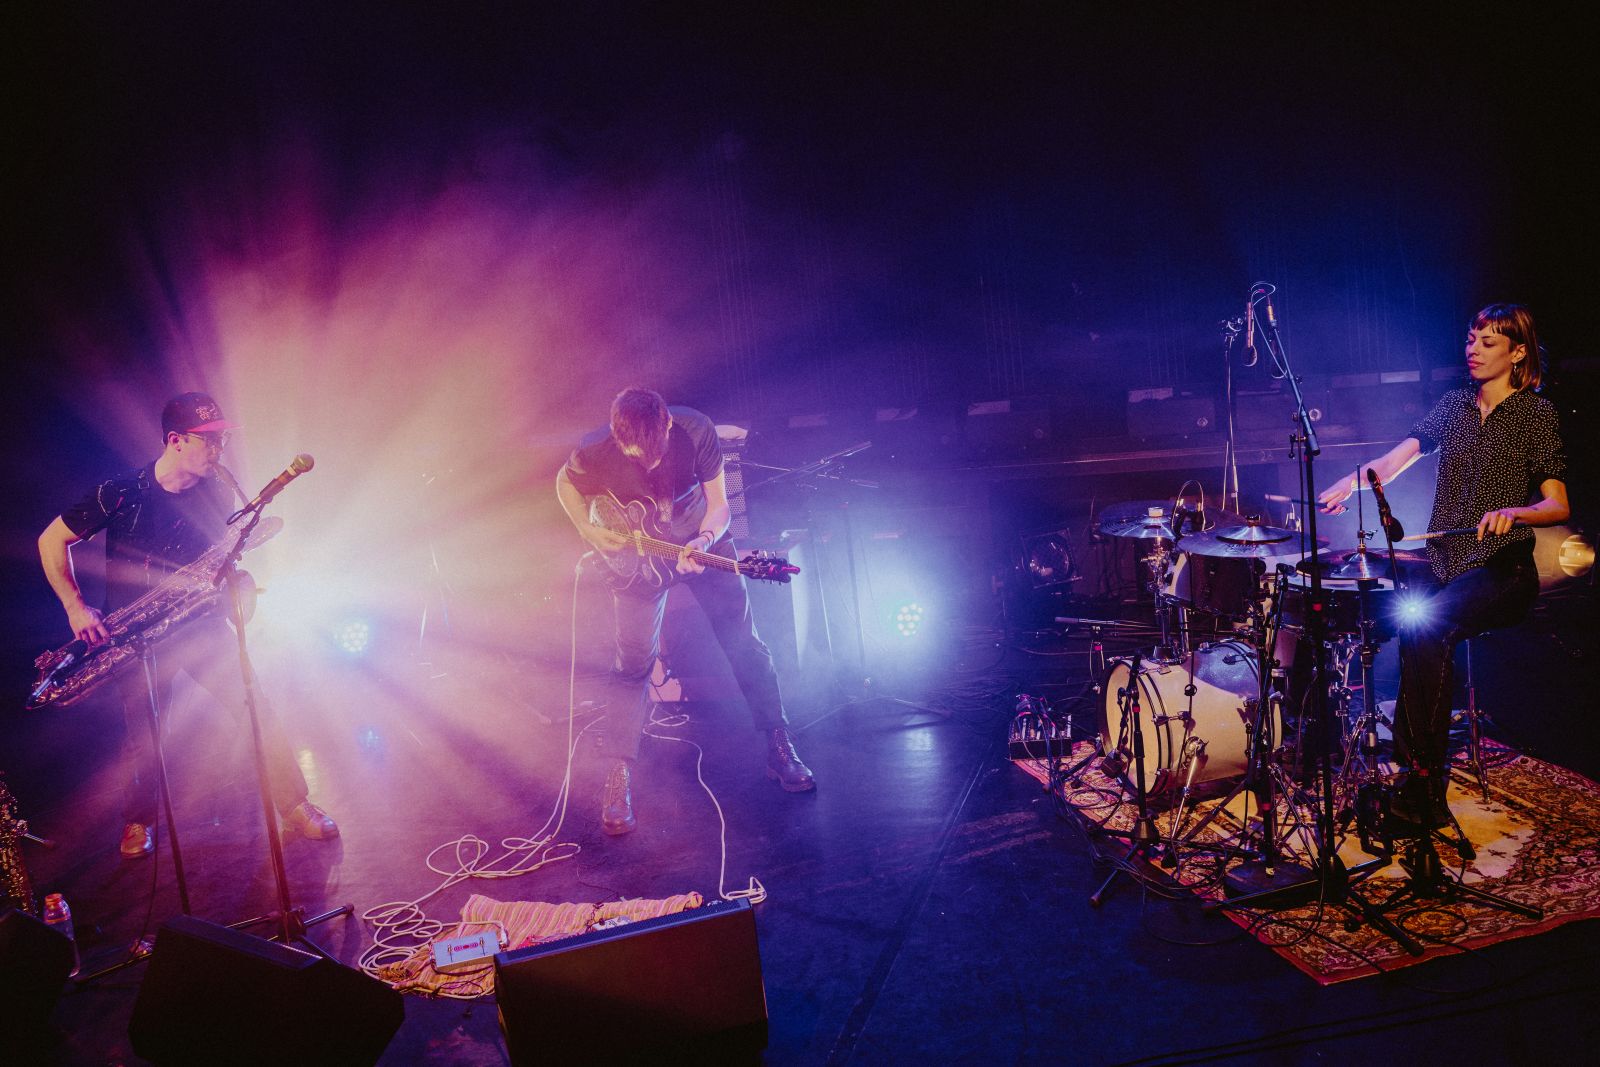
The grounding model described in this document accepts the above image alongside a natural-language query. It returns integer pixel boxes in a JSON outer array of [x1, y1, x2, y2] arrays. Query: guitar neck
[[631, 533, 740, 574]]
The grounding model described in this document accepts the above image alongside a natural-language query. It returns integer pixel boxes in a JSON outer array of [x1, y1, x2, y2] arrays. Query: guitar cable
[[357, 555, 596, 992]]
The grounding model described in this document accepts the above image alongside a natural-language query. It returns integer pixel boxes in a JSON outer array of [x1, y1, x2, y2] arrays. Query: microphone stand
[[1218, 316, 1245, 515], [213, 505, 353, 955], [1203, 291, 1420, 955]]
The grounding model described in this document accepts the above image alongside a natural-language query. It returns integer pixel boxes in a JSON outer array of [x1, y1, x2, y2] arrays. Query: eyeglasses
[[186, 431, 230, 451]]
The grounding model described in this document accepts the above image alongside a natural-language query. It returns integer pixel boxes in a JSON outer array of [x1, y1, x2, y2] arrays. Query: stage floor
[[7, 617, 1600, 1065]]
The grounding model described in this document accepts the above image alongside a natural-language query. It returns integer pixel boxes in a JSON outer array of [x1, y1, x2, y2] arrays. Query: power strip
[[432, 929, 503, 974]]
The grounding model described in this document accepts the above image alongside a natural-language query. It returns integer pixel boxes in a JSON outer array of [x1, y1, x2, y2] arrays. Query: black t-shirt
[[1408, 388, 1567, 582], [562, 406, 724, 542], [60, 465, 234, 613]]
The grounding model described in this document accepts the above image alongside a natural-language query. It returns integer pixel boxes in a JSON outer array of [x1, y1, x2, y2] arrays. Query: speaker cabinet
[[0, 908, 75, 1040], [128, 915, 404, 1065], [494, 898, 767, 1063]]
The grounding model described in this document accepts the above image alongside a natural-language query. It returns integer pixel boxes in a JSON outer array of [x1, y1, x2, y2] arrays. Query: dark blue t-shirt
[[562, 406, 723, 542], [60, 465, 234, 612]]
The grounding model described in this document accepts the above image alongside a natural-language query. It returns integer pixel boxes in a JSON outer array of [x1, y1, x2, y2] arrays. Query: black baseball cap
[[161, 392, 239, 436]]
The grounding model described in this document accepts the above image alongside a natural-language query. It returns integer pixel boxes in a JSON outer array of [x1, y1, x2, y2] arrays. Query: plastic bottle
[[41, 892, 81, 978]]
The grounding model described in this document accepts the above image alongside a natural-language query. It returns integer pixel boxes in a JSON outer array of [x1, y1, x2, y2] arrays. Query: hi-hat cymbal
[[1297, 550, 1387, 581], [1296, 545, 1429, 580], [1214, 519, 1294, 545]]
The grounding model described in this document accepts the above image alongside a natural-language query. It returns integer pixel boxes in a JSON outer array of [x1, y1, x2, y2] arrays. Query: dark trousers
[[115, 618, 309, 824], [1393, 553, 1538, 777], [603, 538, 788, 762]]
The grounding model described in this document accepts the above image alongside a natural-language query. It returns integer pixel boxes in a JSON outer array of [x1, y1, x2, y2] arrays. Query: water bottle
[[41, 892, 81, 978]]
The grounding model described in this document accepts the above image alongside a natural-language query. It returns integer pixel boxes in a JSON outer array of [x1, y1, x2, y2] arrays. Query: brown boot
[[601, 759, 636, 835], [766, 728, 816, 792]]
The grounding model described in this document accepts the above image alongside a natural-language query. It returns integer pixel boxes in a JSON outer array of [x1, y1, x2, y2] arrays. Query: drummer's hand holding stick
[[1316, 438, 1424, 516]]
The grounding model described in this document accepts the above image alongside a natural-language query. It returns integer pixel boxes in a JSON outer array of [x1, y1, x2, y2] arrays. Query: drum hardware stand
[[1200, 286, 1420, 955], [1143, 541, 1186, 663], [1089, 650, 1166, 907]]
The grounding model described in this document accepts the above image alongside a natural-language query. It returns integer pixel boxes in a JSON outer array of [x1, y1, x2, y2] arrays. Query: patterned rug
[[1015, 739, 1600, 983]]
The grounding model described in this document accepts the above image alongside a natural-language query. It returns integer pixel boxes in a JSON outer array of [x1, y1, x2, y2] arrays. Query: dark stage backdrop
[[2, 5, 1595, 757]]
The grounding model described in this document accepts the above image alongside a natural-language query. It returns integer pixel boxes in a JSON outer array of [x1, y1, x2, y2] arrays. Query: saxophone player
[[36, 392, 337, 858]]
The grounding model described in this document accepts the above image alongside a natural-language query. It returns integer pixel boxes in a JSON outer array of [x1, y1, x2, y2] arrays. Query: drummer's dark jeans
[[1393, 552, 1538, 778]]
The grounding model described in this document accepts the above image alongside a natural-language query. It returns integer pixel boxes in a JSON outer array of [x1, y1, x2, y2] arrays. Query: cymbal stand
[[1089, 649, 1164, 907], [1143, 541, 1185, 663]]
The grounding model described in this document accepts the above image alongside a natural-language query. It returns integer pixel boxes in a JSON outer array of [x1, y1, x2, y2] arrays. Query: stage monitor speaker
[[494, 898, 767, 1064], [128, 914, 404, 1066], [0, 908, 75, 1041]]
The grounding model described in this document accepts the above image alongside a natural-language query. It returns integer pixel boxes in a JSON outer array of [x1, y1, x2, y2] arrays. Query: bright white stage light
[[894, 602, 925, 637], [1395, 594, 1432, 627], [333, 620, 372, 655]]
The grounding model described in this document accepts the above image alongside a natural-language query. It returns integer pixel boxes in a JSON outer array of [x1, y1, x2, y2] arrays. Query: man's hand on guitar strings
[[677, 532, 714, 575]]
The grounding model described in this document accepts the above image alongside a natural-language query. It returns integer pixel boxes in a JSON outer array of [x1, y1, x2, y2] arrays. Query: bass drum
[[1101, 643, 1273, 796]]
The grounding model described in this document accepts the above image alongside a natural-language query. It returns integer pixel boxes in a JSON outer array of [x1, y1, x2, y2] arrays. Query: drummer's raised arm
[[1316, 437, 1424, 515]]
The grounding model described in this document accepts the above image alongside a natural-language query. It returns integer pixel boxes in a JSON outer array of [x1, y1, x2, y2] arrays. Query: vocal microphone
[[240, 454, 315, 513], [1365, 468, 1405, 541], [1244, 291, 1257, 364]]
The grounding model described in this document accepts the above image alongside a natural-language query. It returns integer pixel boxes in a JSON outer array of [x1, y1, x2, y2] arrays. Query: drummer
[[1317, 303, 1569, 829]]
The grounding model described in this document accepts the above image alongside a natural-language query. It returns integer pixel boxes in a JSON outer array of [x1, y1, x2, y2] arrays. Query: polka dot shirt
[[1409, 387, 1567, 582]]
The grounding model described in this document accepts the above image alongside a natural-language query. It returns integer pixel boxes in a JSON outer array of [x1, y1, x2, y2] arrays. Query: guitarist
[[556, 388, 815, 836], [36, 392, 338, 858]]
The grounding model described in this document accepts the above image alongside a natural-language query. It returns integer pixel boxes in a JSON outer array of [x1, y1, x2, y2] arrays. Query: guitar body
[[588, 492, 676, 591], [585, 491, 799, 590]]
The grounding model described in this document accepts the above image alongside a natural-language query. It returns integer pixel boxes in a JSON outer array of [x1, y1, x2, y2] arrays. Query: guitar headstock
[[737, 551, 800, 584]]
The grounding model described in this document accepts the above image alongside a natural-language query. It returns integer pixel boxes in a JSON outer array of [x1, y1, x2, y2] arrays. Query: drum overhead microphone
[[1365, 468, 1404, 542]]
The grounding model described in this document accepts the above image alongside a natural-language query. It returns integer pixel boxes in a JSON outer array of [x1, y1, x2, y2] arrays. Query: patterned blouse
[[1409, 388, 1567, 582]]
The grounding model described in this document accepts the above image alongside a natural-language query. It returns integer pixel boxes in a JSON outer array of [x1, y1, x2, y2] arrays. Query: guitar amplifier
[[716, 424, 751, 541]]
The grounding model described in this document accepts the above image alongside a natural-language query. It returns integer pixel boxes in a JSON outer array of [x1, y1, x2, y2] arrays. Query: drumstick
[[1399, 521, 1527, 541]]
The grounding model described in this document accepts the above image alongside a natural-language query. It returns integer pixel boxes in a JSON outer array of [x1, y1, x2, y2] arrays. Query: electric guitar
[[586, 491, 798, 590]]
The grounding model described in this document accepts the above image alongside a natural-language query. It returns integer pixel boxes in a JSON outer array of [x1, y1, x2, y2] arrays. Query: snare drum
[[1280, 574, 1396, 640], [1101, 643, 1274, 795]]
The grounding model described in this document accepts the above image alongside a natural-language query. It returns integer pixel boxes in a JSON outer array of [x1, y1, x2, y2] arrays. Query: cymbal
[[1181, 530, 1324, 560], [1096, 500, 1244, 539], [1296, 545, 1428, 580], [1296, 550, 1387, 581], [1097, 500, 1175, 529], [1213, 519, 1294, 545], [1099, 515, 1182, 541]]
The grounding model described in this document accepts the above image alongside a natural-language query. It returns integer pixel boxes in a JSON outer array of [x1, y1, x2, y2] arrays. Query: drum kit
[[1075, 492, 1424, 896]]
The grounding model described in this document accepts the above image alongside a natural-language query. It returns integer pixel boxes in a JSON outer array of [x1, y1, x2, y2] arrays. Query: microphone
[[1365, 468, 1405, 541], [242, 454, 315, 512], [1244, 292, 1257, 363]]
